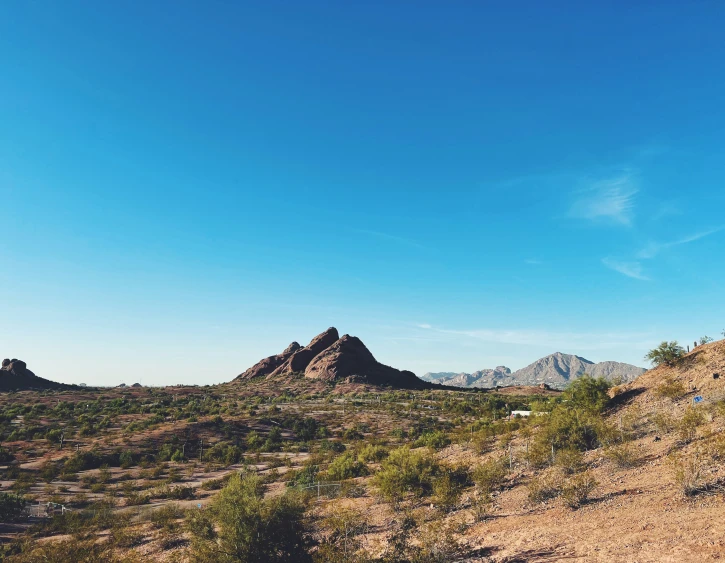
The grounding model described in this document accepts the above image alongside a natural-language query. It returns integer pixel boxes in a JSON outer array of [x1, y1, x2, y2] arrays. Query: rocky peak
[[235, 328, 426, 389]]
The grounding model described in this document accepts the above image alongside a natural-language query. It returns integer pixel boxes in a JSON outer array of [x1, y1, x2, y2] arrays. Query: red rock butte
[[235, 327, 427, 389]]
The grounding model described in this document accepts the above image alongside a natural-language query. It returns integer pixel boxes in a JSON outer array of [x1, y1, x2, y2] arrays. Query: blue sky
[[2, 1, 724, 386]]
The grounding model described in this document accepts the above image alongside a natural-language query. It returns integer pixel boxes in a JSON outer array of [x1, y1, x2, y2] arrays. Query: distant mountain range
[[421, 352, 646, 390]]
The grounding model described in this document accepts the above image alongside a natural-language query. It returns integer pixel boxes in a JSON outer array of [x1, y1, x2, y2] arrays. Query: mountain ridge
[[422, 352, 646, 390]]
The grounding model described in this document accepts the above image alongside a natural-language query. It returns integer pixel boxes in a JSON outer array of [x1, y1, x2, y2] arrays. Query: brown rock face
[[236, 341, 302, 380], [0, 358, 74, 391], [234, 328, 426, 389], [270, 327, 340, 376], [305, 335, 423, 387]]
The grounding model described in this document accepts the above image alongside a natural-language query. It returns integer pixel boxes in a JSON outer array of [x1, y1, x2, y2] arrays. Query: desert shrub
[[527, 473, 562, 504], [287, 464, 319, 489], [554, 448, 585, 475], [246, 431, 263, 450], [471, 457, 508, 493], [670, 451, 707, 497], [655, 378, 686, 400], [165, 485, 195, 500], [604, 443, 639, 468], [187, 472, 311, 563], [125, 491, 150, 506], [471, 490, 493, 522], [109, 524, 144, 548], [650, 410, 676, 433], [645, 341, 685, 367], [326, 452, 368, 481], [677, 406, 705, 444], [561, 472, 597, 508], [40, 461, 59, 483], [562, 376, 611, 413], [357, 444, 388, 463], [0, 446, 15, 463], [119, 451, 135, 469], [342, 428, 363, 441], [432, 470, 462, 512], [374, 446, 439, 502], [414, 430, 450, 450], [150, 503, 184, 529], [4, 537, 134, 563], [201, 474, 231, 491], [319, 440, 346, 454], [0, 493, 25, 523], [314, 506, 370, 563], [206, 442, 245, 466]]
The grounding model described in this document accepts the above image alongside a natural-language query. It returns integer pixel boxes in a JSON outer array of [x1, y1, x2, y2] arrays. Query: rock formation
[[237, 341, 302, 380], [235, 328, 426, 388], [0, 358, 75, 391]]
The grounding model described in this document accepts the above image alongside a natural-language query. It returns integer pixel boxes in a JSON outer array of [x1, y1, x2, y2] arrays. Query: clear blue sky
[[2, 1, 724, 386]]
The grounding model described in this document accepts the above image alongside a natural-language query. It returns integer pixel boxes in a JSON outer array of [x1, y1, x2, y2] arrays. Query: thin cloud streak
[[601, 257, 650, 281], [637, 226, 724, 259], [416, 324, 656, 352]]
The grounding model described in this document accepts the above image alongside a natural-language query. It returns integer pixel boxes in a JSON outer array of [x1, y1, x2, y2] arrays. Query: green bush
[[188, 472, 311, 563], [562, 376, 611, 413], [645, 341, 685, 367], [554, 448, 585, 475], [561, 472, 597, 508], [677, 406, 705, 444], [358, 444, 388, 463], [655, 378, 686, 400], [414, 430, 451, 450], [373, 447, 439, 502], [471, 457, 508, 493], [326, 452, 367, 481], [527, 473, 562, 504], [0, 492, 25, 523]]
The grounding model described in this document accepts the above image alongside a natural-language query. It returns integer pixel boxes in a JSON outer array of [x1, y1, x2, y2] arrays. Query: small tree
[[645, 341, 685, 367], [188, 472, 311, 563], [699, 336, 713, 345]]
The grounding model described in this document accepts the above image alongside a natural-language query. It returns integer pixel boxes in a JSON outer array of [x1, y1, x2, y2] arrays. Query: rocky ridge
[[423, 352, 646, 390]]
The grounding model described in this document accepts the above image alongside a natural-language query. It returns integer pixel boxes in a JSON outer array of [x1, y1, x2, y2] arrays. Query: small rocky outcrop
[[235, 328, 427, 389], [1, 358, 75, 391]]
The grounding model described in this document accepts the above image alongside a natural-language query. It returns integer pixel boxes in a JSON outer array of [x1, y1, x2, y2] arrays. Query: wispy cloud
[[524, 259, 542, 265], [636, 226, 724, 259], [569, 174, 638, 226], [416, 324, 655, 352], [353, 229, 426, 250], [416, 323, 432, 329], [601, 257, 650, 281]]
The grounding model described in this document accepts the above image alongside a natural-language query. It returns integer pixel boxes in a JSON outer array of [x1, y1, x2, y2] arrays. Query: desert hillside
[[0, 341, 724, 562]]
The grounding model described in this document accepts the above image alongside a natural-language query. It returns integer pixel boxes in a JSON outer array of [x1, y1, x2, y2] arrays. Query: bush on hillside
[[561, 472, 597, 508], [373, 446, 439, 502], [645, 341, 685, 367], [188, 472, 311, 563], [326, 452, 368, 481], [562, 376, 611, 413]]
